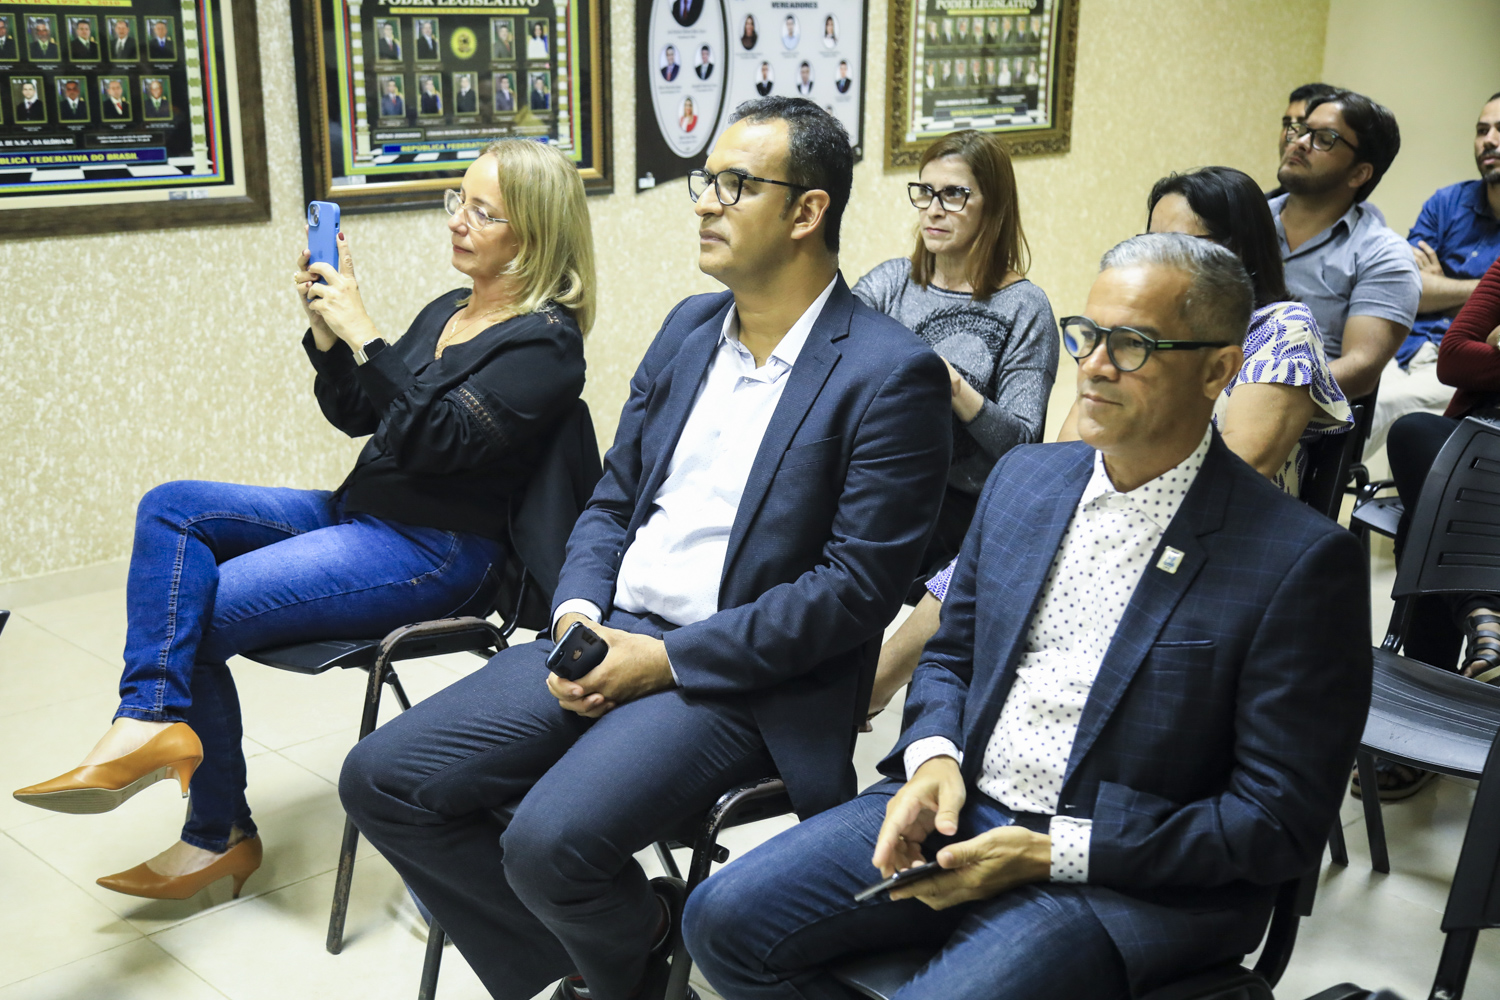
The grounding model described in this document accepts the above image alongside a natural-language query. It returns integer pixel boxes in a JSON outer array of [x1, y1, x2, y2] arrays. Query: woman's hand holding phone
[[294, 240, 338, 350], [302, 233, 379, 351]]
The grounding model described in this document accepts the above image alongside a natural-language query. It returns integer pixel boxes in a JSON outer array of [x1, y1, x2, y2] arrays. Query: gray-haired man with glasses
[[683, 232, 1370, 1000], [1271, 88, 1418, 402]]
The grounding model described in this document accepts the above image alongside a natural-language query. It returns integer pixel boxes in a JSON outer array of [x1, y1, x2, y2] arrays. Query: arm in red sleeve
[[1436, 256, 1500, 393]]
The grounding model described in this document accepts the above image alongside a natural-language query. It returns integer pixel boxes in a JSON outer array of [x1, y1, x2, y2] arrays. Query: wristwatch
[[351, 338, 386, 366]]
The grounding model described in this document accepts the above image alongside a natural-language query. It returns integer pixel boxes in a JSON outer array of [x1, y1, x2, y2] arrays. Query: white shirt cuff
[[550, 599, 602, 640], [1048, 815, 1091, 883], [903, 736, 963, 780]]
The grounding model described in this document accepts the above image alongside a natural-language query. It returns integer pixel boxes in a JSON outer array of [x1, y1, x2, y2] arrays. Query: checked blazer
[[881, 432, 1372, 993], [556, 275, 952, 819]]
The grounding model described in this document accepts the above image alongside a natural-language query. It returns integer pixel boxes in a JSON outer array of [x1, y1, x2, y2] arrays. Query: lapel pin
[[1156, 547, 1184, 574]]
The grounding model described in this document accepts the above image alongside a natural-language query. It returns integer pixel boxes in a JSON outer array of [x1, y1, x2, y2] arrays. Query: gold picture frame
[[884, 0, 1077, 168]]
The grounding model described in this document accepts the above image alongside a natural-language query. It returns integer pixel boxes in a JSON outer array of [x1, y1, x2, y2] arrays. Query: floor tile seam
[[0, 936, 158, 992], [12, 612, 123, 668], [271, 747, 342, 789], [2, 827, 150, 940]]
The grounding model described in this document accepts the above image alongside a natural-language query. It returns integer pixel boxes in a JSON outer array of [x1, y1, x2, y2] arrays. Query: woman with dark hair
[[853, 129, 1057, 600], [1060, 165, 1351, 495], [739, 13, 757, 49]]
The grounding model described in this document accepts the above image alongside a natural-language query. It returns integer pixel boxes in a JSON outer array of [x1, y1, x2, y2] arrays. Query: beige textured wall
[[1323, 0, 1500, 236], [0, 0, 1328, 584]]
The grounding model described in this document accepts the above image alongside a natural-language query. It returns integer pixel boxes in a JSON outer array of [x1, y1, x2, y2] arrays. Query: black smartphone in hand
[[853, 860, 943, 903], [545, 621, 608, 681]]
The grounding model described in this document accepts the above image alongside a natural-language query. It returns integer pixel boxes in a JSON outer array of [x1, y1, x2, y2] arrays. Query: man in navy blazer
[[685, 234, 1372, 999], [341, 97, 951, 1000]]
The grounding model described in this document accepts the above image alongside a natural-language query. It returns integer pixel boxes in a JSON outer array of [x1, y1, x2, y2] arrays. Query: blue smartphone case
[[307, 201, 341, 282]]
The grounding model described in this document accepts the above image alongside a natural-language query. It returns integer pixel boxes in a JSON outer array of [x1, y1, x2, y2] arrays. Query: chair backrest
[[1342, 388, 1381, 491], [1391, 417, 1500, 602], [1439, 727, 1500, 934], [1301, 403, 1367, 520], [495, 399, 604, 632]]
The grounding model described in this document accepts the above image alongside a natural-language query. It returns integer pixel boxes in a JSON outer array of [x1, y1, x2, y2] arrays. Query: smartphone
[[853, 860, 943, 903], [545, 620, 608, 681], [307, 200, 341, 282]]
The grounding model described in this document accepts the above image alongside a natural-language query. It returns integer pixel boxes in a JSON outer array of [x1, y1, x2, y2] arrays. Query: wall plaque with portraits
[[634, 0, 867, 194], [293, 0, 612, 211], [884, 0, 1075, 167], [0, 0, 269, 240]]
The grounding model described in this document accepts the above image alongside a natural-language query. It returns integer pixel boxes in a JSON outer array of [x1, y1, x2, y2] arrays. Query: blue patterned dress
[[1214, 300, 1351, 496]]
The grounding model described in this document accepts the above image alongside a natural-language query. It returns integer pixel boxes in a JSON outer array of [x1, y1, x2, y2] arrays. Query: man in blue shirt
[[1271, 90, 1419, 408], [1369, 92, 1500, 453]]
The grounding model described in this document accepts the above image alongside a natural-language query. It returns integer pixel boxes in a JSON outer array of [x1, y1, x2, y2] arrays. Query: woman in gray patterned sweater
[[853, 129, 1056, 599]]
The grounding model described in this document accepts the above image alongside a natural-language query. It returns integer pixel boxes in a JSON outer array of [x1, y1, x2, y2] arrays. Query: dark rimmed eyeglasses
[[908, 183, 972, 212], [1060, 315, 1235, 373], [1283, 122, 1358, 154], [688, 168, 808, 206]]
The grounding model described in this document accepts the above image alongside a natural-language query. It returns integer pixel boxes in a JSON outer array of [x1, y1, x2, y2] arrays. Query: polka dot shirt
[[905, 428, 1211, 883]]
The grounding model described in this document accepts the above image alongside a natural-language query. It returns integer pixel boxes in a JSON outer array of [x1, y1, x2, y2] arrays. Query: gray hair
[[1099, 233, 1253, 346]]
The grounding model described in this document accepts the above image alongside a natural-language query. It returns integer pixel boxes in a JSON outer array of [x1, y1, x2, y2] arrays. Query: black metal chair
[[0, 609, 9, 637], [244, 400, 603, 955], [244, 613, 513, 954], [1349, 416, 1500, 874], [415, 776, 795, 1000], [833, 868, 1320, 1000], [1322, 730, 1500, 1000], [1302, 403, 1368, 523]]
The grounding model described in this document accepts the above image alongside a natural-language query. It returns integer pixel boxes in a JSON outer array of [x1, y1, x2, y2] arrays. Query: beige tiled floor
[[1, 540, 1496, 1000]]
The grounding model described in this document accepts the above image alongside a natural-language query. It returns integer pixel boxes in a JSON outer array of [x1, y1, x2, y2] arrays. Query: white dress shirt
[[553, 278, 838, 635], [904, 427, 1211, 883]]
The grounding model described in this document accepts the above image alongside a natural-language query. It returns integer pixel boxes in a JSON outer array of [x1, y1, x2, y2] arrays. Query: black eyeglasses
[[688, 168, 808, 206], [1060, 316, 1235, 373], [908, 183, 972, 211], [1283, 122, 1358, 154]]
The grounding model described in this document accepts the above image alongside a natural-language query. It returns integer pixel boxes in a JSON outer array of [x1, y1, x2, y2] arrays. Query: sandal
[[1350, 760, 1438, 802], [1463, 612, 1500, 684]]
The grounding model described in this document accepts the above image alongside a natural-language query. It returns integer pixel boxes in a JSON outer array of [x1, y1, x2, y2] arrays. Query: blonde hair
[[479, 139, 597, 334]]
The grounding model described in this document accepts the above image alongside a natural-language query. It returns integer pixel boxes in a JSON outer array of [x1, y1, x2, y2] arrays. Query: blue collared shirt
[[1396, 180, 1500, 364], [1271, 194, 1420, 363]]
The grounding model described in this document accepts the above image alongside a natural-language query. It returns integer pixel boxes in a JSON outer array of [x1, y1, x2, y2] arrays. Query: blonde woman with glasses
[[13, 139, 594, 902]]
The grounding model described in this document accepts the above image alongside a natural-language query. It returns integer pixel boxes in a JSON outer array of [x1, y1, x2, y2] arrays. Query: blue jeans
[[116, 481, 503, 852], [683, 788, 1130, 1000]]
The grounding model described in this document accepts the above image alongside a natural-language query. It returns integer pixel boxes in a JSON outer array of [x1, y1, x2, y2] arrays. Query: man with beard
[[29, 19, 59, 61], [1271, 89, 1418, 401], [1365, 92, 1500, 453]]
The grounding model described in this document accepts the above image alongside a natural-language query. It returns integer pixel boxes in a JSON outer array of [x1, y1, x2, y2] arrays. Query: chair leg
[[1355, 751, 1390, 874], [327, 650, 390, 953], [1430, 927, 1478, 1000], [326, 816, 361, 954], [387, 669, 413, 712], [1328, 817, 1349, 867], [654, 842, 682, 880], [417, 921, 446, 1000]]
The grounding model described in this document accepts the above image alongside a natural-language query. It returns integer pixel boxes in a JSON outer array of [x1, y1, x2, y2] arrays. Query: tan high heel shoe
[[97, 836, 263, 900], [12, 722, 203, 814]]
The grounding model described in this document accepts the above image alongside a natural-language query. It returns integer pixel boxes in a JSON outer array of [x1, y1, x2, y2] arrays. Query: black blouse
[[304, 289, 586, 540]]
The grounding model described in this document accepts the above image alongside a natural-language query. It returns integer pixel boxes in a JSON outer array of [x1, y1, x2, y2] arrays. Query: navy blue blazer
[[556, 276, 951, 818], [882, 434, 1371, 992]]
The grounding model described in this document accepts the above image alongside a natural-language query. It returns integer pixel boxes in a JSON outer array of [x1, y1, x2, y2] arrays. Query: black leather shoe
[[552, 878, 699, 1000]]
